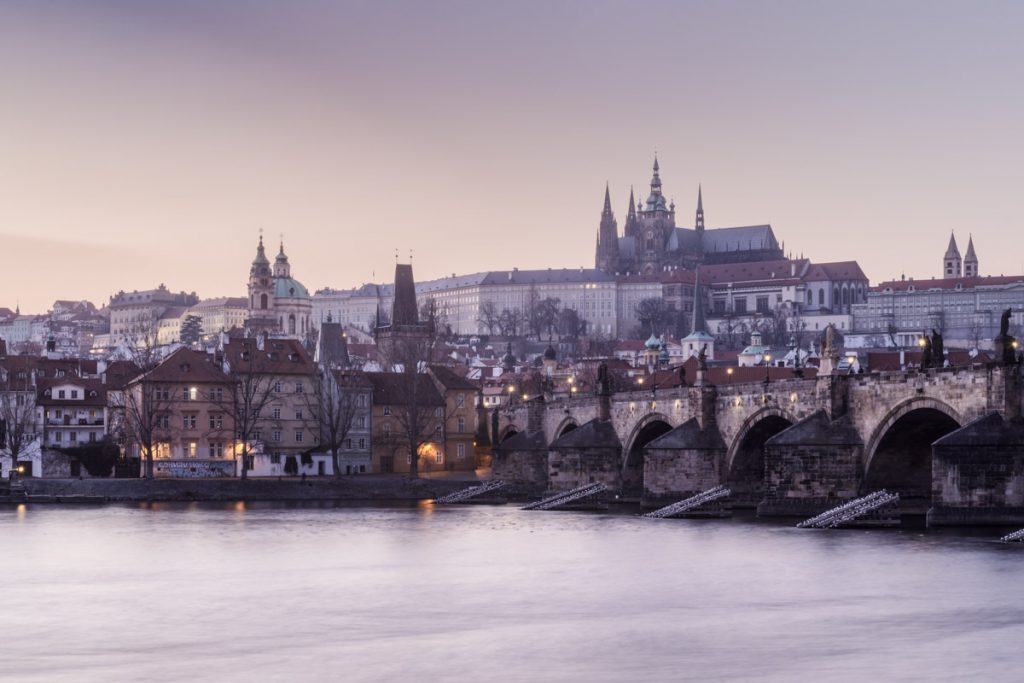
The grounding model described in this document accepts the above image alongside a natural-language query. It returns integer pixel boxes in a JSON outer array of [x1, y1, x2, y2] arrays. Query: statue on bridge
[[920, 332, 933, 369], [596, 360, 612, 396], [931, 329, 945, 369], [994, 308, 1019, 365]]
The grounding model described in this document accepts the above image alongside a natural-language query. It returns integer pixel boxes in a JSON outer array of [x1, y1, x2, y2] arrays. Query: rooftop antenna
[[394, 248, 399, 263], [409, 249, 413, 262]]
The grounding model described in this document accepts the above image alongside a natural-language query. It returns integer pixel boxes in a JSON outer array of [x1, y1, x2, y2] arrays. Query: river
[[2, 502, 1021, 682]]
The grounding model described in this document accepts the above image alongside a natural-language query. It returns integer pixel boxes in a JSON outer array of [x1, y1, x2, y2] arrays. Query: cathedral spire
[[627, 186, 636, 220], [644, 155, 667, 213], [650, 155, 662, 194], [691, 269, 707, 335], [596, 183, 619, 272], [695, 185, 705, 232]]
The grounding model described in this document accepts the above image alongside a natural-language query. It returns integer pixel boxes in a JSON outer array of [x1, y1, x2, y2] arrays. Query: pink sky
[[2, 1, 1023, 312]]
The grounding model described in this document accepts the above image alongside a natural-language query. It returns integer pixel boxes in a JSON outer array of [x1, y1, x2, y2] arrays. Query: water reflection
[[0, 504, 1021, 683]]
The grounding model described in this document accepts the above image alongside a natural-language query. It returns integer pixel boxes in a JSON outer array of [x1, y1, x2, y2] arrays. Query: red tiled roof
[[873, 275, 1024, 292], [221, 338, 315, 376], [866, 349, 993, 371], [143, 348, 231, 384], [697, 259, 809, 285]]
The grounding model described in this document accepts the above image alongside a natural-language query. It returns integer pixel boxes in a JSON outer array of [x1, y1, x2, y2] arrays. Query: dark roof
[[701, 225, 779, 254], [222, 337, 315, 376], [803, 261, 868, 282], [428, 365, 478, 391], [330, 369, 372, 389], [143, 348, 231, 385], [765, 410, 862, 447], [391, 264, 419, 326], [549, 418, 621, 449], [479, 268, 615, 285], [364, 372, 445, 407], [646, 418, 725, 450], [316, 322, 350, 368], [933, 412, 1024, 447]]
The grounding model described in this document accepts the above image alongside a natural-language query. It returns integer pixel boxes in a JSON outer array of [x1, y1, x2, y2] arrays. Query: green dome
[[274, 277, 309, 299], [645, 334, 661, 350]]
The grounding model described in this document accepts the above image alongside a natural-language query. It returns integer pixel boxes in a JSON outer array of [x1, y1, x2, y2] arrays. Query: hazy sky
[[2, 1, 1023, 312]]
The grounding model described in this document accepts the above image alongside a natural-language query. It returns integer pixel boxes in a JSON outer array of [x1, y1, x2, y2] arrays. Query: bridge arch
[[862, 397, 963, 507], [497, 425, 520, 444], [554, 417, 579, 439], [622, 413, 673, 497], [726, 407, 796, 507]]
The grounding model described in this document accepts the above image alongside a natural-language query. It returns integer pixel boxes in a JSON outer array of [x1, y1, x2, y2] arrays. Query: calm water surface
[[2, 502, 1021, 682]]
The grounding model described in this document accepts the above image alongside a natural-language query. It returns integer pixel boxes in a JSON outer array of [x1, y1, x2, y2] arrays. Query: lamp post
[[764, 353, 772, 384]]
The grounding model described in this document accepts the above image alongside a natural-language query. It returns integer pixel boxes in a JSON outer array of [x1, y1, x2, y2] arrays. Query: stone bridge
[[492, 363, 1024, 526]]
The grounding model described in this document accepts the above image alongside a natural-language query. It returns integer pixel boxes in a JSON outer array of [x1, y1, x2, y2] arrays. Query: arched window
[[818, 289, 825, 306], [806, 290, 812, 306], [833, 287, 840, 305], [842, 287, 850, 305], [260, 293, 268, 310]]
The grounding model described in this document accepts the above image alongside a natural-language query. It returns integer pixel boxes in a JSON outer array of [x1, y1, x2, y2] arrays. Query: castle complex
[[595, 157, 784, 275]]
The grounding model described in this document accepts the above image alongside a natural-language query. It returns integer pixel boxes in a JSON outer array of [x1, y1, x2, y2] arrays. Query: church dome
[[273, 277, 310, 299], [645, 333, 661, 350]]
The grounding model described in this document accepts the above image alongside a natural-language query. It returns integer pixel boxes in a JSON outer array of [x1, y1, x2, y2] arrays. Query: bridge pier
[[929, 412, 1024, 526], [758, 410, 864, 518], [548, 420, 623, 494], [642, 418, 725, 507]]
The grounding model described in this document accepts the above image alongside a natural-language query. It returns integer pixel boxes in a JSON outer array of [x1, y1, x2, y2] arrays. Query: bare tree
[[378, 329, 448, 478], [525, 285, 543, 339], [317, 369, 363, 478], [499, 308, 525, 337], [420, 298, 449, 340], [635, 297, 667, 338], [477, 301, 500, 336], [536, 297, 561, 340], [118, 338, 170, 479], [0, 366, 38, 480], [218, 346, 277, 480]]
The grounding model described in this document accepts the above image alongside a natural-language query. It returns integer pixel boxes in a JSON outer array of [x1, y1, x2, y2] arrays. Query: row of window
[[48, 431, 98, 444]]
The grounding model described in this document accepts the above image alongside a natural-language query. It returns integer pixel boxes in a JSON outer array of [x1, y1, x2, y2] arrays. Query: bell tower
[[248, 234, 274, 315]]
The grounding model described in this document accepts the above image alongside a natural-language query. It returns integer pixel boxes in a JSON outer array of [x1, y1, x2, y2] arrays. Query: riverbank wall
[[1, 476, 478, 504]]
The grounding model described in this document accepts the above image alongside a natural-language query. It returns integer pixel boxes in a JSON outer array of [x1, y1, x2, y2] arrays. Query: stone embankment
[[1, 475, 478, 504]]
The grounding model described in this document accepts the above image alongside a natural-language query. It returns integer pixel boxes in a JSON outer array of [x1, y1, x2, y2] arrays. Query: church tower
[[637, 156, 676, 275], [248, 234, 274, 315], [274, 240, 292, 278], [963, 235, 979, 277], [943, 232, 962, 278], [695, 185, 705, 232], [623, 186, 641, 238], [595, 184, 620, 273]]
